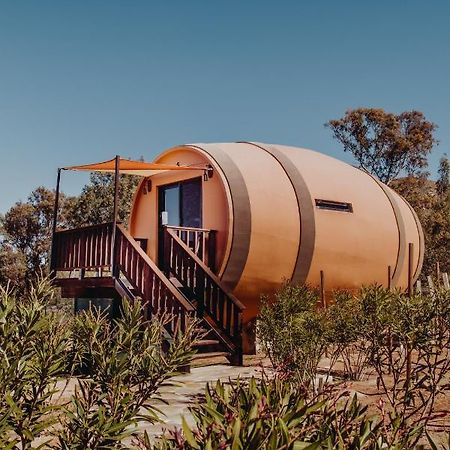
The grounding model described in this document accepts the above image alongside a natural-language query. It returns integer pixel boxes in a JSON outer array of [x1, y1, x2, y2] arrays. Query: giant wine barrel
[[129, 142, 424, 324]]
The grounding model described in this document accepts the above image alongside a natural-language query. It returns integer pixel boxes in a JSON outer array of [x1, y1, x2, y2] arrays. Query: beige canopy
[[63, 157, 208, 177]]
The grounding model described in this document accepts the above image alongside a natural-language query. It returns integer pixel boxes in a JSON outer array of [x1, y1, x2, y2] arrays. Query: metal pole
[[49, 168, 62, 276], [111, 155, 120, 277], [112, 155, 120, 226]]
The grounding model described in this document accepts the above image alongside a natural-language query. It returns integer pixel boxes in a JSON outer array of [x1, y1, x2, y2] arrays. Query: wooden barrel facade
[[129, 142, 424, 322]]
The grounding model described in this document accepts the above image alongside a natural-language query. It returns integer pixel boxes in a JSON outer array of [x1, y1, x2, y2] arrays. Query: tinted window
[[181, 178, 202, 228]]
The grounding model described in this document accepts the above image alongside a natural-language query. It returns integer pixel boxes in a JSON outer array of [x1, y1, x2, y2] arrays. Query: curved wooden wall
[[129, 142, 424, 323]]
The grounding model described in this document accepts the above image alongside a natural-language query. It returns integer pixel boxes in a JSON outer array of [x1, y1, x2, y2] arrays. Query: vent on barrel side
[[315, 199, 353, 213]]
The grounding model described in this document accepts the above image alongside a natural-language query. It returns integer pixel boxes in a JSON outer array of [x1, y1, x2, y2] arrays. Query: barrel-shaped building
[[129, 142, 424, 323]]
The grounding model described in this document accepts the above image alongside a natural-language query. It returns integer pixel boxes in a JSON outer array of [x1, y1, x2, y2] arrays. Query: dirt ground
[[315, 356, 450, 447]]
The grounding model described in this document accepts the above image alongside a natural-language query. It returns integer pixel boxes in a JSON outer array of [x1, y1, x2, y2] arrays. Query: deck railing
[[51, 222, 113, 272], [165, 225, 216, 271], [51, 222, 195, 334], [164, 227, 244, 363], [115, 224, 195, 333]]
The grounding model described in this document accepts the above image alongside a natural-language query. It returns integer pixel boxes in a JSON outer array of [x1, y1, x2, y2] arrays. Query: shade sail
[[63, 157, 207, 177]]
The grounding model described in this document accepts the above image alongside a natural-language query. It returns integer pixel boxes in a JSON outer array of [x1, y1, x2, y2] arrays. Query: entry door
[[158, 178, 202, 264]]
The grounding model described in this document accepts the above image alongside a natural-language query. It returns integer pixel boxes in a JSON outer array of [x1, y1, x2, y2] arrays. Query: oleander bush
[[56, 302, 199, 449], [0, 278, 72, 449], [257, 284, 328, 390], [325, 290, 370, 380], [362, 286, 450, 446], [147, 376, 436, 450], [2, 276, 450, 449], [257, 282, 450, 447], [0, 276, 198, 449]]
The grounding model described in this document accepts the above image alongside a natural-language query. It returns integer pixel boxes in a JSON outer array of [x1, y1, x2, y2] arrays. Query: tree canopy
[[67, 172, 140, 227], [391, 158, 450, 275], [326, 108, 437, 184], [327, 108, 448, 276], [0, 173, 140, 288]]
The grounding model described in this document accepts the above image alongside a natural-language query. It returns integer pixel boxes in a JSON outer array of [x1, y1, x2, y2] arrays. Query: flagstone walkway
[[142, 356, 269, 439]]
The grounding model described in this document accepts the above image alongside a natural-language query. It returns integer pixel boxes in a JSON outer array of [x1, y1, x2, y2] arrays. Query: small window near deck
[[315, 199, 353, 213]]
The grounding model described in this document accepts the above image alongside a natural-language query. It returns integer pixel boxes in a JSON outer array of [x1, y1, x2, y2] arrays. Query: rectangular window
[[315, 199, 353, 213]]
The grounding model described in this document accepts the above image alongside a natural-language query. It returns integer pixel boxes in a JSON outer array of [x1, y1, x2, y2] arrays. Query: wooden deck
[[51, 222, 244, 365]]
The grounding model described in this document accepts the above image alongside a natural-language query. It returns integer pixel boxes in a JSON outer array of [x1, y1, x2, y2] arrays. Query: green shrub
[[325, 290, 370, 380], [0, 276, 199, 449], [257, 284, 328, 390], [55, 300, 199, 449], [257, 282, 450, 446], [147, 376, 428, 450], [361, 286, 450, 446], [0, 277, 72, 449]]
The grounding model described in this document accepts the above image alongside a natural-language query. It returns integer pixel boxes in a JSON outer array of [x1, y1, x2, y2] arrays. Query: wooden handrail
[[115, 224, 195, 334], [54, 222, 118, 235], [51, 222, 113, 271], [164, 227, 244, 362], [51, 222, 195, 334], [116, 224, 195, 313], [52, 221, 246, 357], [166, 225, 214, 233], [165, 225, 217, 270], [165, 228, 245, 310]]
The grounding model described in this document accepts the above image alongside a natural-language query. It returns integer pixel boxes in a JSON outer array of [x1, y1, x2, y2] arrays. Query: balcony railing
[[165, 225, 216, 271], [50, 222, 196, 334], [51, 222, 113, 272], [164, 227, 244, 364]]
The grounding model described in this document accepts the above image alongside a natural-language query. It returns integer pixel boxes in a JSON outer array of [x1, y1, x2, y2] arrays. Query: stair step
[[192, 339, 220, 347], [193, 351, 230, 360]]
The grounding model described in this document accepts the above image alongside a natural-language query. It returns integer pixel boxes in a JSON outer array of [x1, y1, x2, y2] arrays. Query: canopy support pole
[[111, 155, 120, 276], [50, 168, 62, 276]]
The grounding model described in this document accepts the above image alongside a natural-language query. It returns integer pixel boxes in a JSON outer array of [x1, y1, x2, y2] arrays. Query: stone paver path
[[141, 361, 268, 439]]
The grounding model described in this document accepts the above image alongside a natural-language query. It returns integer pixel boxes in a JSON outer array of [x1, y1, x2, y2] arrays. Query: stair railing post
[[207, 230, 216, 272], [235, 308, 243, 366], [163, 227, 171, 277], [111, 155, 120, 278], [196, 268, 205, 318]]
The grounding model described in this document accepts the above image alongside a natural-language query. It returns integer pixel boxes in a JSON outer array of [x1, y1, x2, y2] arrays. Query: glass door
[[158, 178, 202, 265], [160, 184, 181, 227]]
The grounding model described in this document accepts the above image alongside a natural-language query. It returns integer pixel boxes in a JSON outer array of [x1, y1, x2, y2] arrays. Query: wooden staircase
[[50, 222, 244, 365]]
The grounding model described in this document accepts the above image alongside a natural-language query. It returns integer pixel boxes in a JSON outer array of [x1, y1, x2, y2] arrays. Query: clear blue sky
[[0, 0, 449, 213]]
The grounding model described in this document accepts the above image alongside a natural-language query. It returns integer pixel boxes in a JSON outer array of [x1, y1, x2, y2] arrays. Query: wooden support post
[[320, 270, 326, 308], [163, 227, 171, 276], [427, 275, 435, 294], [235, 309, 244, 366], [49, 168, 62, 276], [406, 243, 414, 393], [387, 267, 393, 369], [443, 273, 450, 291], [416, 279, 422, 294], [407, 242, 414, 298], [111, 155, 120, 277], [207, 230, 216, 272]]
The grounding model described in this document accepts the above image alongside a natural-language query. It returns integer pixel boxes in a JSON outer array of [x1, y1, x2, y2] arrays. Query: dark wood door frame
[[157, 177, 203, 266]]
